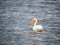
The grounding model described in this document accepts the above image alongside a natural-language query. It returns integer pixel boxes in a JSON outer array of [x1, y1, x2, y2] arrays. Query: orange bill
[[27, 19, 36, 26]]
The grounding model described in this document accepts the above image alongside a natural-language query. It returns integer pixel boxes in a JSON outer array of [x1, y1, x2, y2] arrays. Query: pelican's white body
[[33, 25, 43, 31]]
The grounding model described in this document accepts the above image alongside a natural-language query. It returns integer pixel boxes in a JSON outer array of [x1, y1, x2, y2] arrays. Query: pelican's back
[[33, 25, 43, 31]]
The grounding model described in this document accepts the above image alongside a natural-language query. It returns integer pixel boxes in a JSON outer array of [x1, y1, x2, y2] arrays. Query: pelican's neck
[[34, 21, 37, 26]]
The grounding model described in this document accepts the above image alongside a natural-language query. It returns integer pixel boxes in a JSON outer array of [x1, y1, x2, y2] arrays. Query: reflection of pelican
[[28, 18, 43, 32]]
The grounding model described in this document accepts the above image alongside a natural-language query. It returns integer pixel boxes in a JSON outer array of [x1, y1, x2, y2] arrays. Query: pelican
[[28, 18, 43, 32]]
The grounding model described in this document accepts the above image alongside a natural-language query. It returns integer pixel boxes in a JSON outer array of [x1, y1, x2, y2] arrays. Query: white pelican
[[28, 18, 43, 32]]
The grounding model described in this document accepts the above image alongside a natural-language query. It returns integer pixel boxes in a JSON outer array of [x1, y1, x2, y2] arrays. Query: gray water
[[0, 0, 60, 45]]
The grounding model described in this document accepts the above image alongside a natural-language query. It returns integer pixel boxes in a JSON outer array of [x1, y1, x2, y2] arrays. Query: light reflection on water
[[0, 0, 60, 45]]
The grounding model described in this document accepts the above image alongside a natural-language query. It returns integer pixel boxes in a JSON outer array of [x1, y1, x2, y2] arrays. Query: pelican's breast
[[33, 25, 43, 31]]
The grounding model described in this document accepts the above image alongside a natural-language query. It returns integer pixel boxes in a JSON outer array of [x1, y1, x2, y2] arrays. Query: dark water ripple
[[0, 0, 60, 45]]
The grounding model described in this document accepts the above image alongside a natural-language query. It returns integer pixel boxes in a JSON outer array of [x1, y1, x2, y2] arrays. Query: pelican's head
[[28, 18, 37, 26]]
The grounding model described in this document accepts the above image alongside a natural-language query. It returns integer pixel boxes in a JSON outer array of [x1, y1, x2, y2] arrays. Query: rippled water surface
[[0, 0, 60, 45]]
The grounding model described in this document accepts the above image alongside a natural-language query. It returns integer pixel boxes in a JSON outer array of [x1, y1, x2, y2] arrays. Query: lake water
[[0, 0, 60, 45]]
